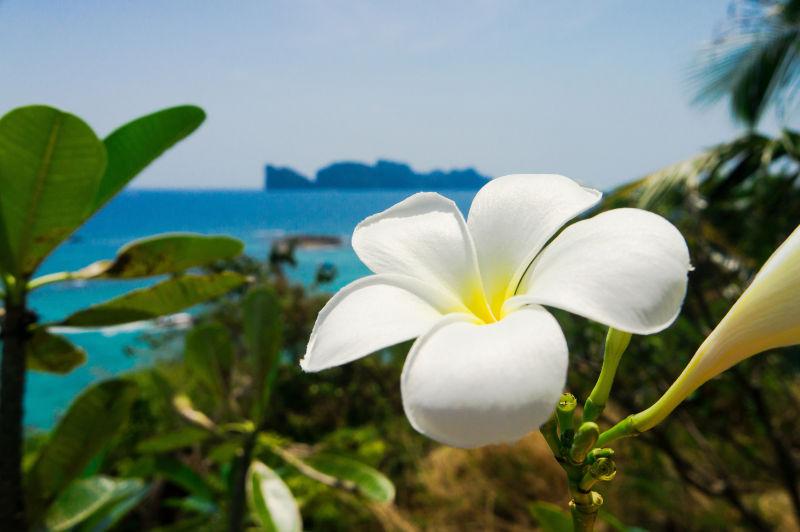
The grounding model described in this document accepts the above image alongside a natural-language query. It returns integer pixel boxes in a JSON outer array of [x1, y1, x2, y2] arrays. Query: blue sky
[[0, 1, 795, 189]]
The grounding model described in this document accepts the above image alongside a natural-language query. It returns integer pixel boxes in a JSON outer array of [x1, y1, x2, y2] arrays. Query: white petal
[[352, 192, 492, 321], [401, 306, 568, 448], [467, 174, 601, 315], [512, 208, 690, 334], [301, 275, 462, 372]]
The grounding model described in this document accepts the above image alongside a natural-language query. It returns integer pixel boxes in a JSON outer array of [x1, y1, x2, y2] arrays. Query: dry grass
[[406, 433, 568, 531]]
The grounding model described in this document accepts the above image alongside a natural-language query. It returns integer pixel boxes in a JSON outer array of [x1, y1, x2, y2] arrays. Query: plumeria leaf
[[60, 272, 246, 327], [529, 501, 572, 532], [70, 233, 244, 280], [152, 456, 215, 501], [76, 479, 149, 532], [26, 379, 138, 518], [304, 454, 395, 502], [45, 476, 146, 532], [184, 322, 233, 398], [26, 329, 86, 374], [93, 105, 205, 212], [0, 105, 106, 276], [247, 461, 302, 532], [135, 427, 212, 454], [243, 284, 283, 419], [163, 495, 218, 516]]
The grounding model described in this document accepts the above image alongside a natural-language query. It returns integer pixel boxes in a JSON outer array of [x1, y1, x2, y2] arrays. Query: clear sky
[[0, 1, 795, 190]]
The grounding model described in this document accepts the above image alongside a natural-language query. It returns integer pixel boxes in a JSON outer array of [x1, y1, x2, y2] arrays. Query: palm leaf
[[691, 0, 800, 126]]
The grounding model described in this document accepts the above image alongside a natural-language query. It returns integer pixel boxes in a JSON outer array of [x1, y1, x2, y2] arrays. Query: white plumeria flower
[[301, 174, 690, 448]]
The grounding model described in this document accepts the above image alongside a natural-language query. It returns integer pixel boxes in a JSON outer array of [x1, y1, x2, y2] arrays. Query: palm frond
[[607, 132, 788, 211], [690, 0, 800, 127]]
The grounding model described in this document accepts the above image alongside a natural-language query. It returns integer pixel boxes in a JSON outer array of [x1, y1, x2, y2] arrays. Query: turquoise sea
[[27, 189, 478, 430]]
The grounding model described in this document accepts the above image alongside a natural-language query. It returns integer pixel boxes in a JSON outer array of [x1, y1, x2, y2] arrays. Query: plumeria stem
[[26, 271, 76, 290], [596, 415, 640, 447], [0, 286, 29, 530], [540, 416, 560, 455], [228, 431, 257, 532], [545, 387, 635, 532], [547, 396, 615, 531], [583, 328, 631, 423], [569, 489, 603, 532]]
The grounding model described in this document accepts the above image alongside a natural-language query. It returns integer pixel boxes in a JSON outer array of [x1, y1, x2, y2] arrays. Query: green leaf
[[26, 379, 138, 518], [93, 105, 205, 212], [78, 480, 149, 532], [304, 454, 395, 503], [243, 284, 283, 419], [0, 105, 106, 276], [153, 456, 215, 501], [61, 272, 246, 327], [207, 441, 241, 464], [184, 322, 233, 397], [247, 461, 301, 532], [529, 501, 572, 532], [45, 476, 145, 532], [162, 495, 217, 516], [26, 328, 86, 374], [136, 427, 212, 454], [596, 509, 648, 532], [73, 233, 244, 280]]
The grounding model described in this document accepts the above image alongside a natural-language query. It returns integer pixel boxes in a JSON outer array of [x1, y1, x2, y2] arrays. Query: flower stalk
[[583, 328, 631, 423], [596, 415, 639, 447]]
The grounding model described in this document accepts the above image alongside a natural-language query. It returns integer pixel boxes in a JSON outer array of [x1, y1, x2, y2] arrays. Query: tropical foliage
[[0, 105, 247, 530], [693, 0, 800, 126], [19, 263, 398, 531]]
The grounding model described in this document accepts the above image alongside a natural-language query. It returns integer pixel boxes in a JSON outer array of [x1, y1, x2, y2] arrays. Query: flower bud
[[633, 224, 800, 431]]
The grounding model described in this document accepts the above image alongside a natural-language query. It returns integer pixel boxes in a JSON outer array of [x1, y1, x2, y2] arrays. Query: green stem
[[228, 431, 257, 532], [596, 415, 639, 447], [540, 416, 560, 456], [583, 329, 631, 423], [267, 444, 357, 492], [552, 440, 614, 532], [26, 271, 76, 291], [569, 489, 603, 532]]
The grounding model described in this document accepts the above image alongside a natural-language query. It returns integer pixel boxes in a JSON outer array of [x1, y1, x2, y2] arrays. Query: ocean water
[[26, 189, 478, 429]]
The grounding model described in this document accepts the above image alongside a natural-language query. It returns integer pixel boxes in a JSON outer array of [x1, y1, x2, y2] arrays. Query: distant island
[[264, 159, 489, 191]]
